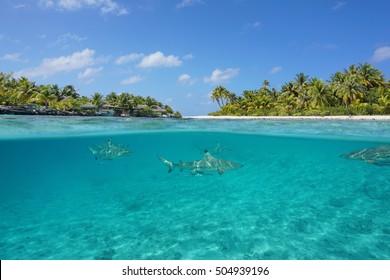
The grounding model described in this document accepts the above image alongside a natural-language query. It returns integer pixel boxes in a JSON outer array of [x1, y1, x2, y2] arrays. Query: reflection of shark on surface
[[158, 150, 243, 175], [196, 142, 231, 154], [340, 145, 390, 165], [89, 139, 132, 160]]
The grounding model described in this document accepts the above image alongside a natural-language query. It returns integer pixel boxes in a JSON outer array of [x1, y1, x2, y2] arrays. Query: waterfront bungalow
[[152, 107, 166, 117], [97, 104, 115, 116], [80, 103, 97, 115]]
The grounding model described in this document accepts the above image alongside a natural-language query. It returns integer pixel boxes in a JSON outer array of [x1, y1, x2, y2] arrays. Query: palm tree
[[105, 92, 118, 106], [211, 85, 230, 108], [117, 93, 134, 114], [0, 73, 18, 105], [164, 105, 174, 115], [357, 63, 385, 90], [295, 73, 309, 95], [262, 80, 270, 89], [133, 95, 144, 107], [334, 74, 363, 106], [61, 85, 79, 99], [276, 94, 297, 115], [293, 73, 310, 110], [33, 85, 57, 107], [281, 82, 298, 97], [49, 84, 61, 101], [91, 92, 104, 109], [0, 72, 11, 92], [16, 77, 37, 104], [145, 96, 159, 108], [375, 95, 390, 114], [308, 78, 332, 108], [227, 92, 237, 104], [243, 90, 256, 102]]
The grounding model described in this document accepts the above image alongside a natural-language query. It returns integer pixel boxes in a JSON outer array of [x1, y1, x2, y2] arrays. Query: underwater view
[[0, 116, 390, 260]]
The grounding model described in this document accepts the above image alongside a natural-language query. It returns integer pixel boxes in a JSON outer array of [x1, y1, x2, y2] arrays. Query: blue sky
[[1, 0, 390, 115]]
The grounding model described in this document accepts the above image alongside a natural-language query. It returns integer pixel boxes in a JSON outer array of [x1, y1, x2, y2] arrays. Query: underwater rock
[[339, 218, 373, 234], [329, 197, 347, 208], [94, 248, 116, 260], [362, 184, 390, 201]]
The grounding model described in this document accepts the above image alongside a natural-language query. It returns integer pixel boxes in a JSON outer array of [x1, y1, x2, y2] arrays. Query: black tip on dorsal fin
[[204, 149, 208, 153]]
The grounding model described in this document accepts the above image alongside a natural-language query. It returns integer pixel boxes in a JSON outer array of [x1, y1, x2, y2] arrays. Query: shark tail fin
[[157, 155, 175, 173]]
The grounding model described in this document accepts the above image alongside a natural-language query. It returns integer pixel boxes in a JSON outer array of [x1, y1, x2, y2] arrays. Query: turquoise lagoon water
[[0, 115, 390, 260]]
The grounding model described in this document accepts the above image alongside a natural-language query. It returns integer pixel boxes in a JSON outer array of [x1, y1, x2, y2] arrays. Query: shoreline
[[183, 115, 390, 121]]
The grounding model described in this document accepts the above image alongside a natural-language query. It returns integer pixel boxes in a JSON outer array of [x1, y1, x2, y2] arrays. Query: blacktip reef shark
[[158, 150, 243, 175], [340, 145, 390, 165], [89, 139, 132, 160]]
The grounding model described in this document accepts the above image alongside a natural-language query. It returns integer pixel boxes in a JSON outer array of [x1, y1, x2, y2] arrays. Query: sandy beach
[[184, 115, 390, 120]]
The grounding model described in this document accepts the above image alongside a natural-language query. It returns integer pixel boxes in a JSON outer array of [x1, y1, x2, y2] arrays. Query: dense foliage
[[210, 63, 390, 116], [0, 71, 180, 117]]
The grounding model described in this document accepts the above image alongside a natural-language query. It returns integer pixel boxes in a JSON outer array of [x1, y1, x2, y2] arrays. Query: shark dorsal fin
[[203, 150, 214, 160]]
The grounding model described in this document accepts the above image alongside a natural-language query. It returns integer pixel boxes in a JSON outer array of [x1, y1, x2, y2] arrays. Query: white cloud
[[14, 4, 29, 9], [115, 53, 144, 65], [1, 53, 23, 62], [118, 8, 129, 15], [371, 46, 390, 63], [51, 33, 87, 48], [269, 66, 282, 74], [247, 21, 261, 29], [17, 48, 96, 79], [176, 0, 203, 9], [332, 2, 347, 10], [121, 75, 143, 85], [58, 0, 81, 10], [138, 51, 182, 68], [38, 0, 128, 15], [186, 93, 193, 98], [204, 68, 239, 84], [178, 74, 195, 85], [183, 54, 193, 60], [78, 67, 103, 83], [39, 0, 54, 9]]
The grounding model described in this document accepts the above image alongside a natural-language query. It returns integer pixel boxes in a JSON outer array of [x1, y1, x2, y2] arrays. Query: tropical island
[[0, 71, 182, 118], [209, 63, 390, 116]]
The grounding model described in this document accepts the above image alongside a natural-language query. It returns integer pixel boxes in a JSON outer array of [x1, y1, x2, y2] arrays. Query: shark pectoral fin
[[89, 147, 97, 154], [191, 170, 203, 176], [158, 154, 175, 173], [217, 168, 225, 175]]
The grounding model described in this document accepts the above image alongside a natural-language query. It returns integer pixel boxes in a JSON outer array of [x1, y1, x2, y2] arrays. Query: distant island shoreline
[[184, 115, 390, 120], [208, 63, 390, 118]]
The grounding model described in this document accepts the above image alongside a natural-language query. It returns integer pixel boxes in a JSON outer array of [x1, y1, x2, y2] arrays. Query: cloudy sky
[[1, 0, 390, 115]]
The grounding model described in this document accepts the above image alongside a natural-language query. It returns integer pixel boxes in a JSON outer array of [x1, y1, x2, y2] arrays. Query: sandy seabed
[[184, 115, 390, 120]]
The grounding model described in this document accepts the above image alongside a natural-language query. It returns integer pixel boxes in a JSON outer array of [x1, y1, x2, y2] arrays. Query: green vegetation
[[0, 71, 180, 117], [210, 63, 390, 116]]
